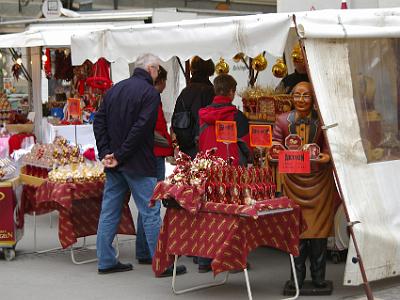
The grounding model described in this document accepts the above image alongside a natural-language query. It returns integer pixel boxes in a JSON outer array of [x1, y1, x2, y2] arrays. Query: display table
[[21, 180, 135, 249], [42, 118, 96, 149], [152, 197, 305, 299], [0, 177, 22, 261]]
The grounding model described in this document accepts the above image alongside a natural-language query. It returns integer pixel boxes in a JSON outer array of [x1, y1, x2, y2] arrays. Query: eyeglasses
[[293, 93, 312, 101]]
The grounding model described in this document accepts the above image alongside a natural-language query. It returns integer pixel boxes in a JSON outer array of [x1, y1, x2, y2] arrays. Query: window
[[348, 38, 400, 162]]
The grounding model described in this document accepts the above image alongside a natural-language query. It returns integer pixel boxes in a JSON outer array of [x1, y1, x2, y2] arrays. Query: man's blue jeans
[[97, 170, 160, 269], [136, 157, 165, 260]]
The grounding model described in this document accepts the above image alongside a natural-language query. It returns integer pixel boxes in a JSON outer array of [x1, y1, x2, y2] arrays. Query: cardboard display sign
[[278, 150, 311, 174], [67, 98, 82, 120], [249, 124, 272, 147], [215, 120, 237, 143], [0, 187, 15, 246]]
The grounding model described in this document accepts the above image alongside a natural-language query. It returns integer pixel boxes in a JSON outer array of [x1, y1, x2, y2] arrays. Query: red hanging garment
[[44, 48, 52, 79], [86, 58, 113, 92]]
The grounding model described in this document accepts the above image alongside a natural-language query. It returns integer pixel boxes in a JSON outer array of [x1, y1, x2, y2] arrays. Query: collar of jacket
[[213, 95, 233, 104], [190, 75, 213, 86], [132, 68, 154, 85]]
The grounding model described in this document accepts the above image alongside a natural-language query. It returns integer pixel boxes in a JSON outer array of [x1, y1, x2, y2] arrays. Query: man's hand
[[101, 153, 119, 168]]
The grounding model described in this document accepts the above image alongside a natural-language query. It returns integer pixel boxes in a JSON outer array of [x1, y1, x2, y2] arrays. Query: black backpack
[[172, 98, 196, 149]]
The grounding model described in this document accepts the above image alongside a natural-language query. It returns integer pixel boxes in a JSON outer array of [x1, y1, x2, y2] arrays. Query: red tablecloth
[[153, 197, 305, 277], [21, 180, 135, 248]]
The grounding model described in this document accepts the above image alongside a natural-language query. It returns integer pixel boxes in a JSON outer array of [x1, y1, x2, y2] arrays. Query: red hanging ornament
[[341, 0, 348, 9], [44, 48, 52, 79], [86, 58, 113, 92]]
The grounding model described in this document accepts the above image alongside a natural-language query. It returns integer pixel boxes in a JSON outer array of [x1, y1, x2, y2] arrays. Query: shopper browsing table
[[94, 53, 185, 276]]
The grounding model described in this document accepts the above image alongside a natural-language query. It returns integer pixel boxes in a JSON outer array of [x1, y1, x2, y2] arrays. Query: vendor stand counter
[[153, 197, 305, 300], [20, 178, 135, 263], [43, 118, 96, 148], [0, 177, 22, 261]]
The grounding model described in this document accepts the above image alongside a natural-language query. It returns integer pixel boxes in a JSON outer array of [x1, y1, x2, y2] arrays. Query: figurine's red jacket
[[198, 96, 250, 166]]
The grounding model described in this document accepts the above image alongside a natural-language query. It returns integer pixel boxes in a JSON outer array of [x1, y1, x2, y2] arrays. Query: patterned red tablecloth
[[153, 197, 304, 277], [22, 180, 135, 248]]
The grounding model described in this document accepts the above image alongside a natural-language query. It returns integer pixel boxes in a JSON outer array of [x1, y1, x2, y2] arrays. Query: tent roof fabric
[[296, 8, 400, 38], [70, 13, 292, 65], [0, 21, 143, 48]]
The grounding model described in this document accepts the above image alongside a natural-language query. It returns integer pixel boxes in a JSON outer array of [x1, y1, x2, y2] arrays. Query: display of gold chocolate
[[215, 57, 230, 75], [251, 53, 267, 71], [272, 58, 288, 78], [48, 162, 105, 183]]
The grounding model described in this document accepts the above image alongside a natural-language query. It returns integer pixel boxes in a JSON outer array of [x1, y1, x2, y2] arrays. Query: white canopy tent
[[71, 13, 292, 122], [296, 8, 400, 286], [0, 22, 142, 48], [70, 9, 400, 290], [70, 13, 292, 65]]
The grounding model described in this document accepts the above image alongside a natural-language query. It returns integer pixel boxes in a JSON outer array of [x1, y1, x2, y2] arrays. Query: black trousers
[[292, 238, 327, 284]]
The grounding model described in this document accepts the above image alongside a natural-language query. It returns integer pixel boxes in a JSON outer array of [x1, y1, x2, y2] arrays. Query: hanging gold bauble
[[233, 52, 246, 63], [272, 58, 288, 78], [251, 53, 267, 71], [291, 43, 304, 63], [215, 58, 230, 75]]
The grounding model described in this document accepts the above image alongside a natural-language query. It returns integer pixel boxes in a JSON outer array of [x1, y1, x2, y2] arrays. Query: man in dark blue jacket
[[94, 53, 186, 276]]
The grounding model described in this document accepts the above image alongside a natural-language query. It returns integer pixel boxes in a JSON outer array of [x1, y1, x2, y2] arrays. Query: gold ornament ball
[[251, 54, 267, 71], [272, 58, 288, 78], [215, 58, 230, 75]]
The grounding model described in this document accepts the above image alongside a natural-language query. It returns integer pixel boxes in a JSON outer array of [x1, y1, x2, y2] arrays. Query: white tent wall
[[303, 38, 400, 285], [278, 0, 400, 12]]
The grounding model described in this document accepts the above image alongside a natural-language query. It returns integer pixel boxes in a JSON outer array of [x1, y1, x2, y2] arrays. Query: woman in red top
[[153, 66, 173, 180]]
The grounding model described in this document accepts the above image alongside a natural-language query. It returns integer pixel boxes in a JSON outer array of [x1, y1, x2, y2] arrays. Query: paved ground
[[1, 206, 399, 300]]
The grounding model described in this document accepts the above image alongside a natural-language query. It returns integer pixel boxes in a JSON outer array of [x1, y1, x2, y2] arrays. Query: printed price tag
[[249, 124, 272, 147], [215, 120, 237, 143], [278, 150, 310, 174]]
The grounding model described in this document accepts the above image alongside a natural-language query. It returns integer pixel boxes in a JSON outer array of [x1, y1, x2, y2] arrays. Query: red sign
[[215, 121, 237, 143], [0, 187, 15, 246], [67, 98, 82, 120], [278, 150, 310, 174], [249, 124, 272, 147]]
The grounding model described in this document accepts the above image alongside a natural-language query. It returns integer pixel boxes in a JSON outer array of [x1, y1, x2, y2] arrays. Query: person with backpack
[[195, 74, 251, 273], [198, 74, 251, 166], [172, 56, 215, 159]]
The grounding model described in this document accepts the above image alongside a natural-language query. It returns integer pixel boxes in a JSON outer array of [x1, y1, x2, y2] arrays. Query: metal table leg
[[33, 211, 62, 254], [171, 255, 229, 295], [71, 235, 120, 265], [243, 268, 253, 300], [282, 254, 300, 300]]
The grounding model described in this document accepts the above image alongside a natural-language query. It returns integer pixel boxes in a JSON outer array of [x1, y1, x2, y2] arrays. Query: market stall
[[295, 8, 400, 286], [70, 8, 400, 294]]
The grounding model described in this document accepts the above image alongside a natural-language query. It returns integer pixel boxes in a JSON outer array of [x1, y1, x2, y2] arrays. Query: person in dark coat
[[172, 56, 215, 159], [276, 42, 309, 94], [94, 53, 186, 277]]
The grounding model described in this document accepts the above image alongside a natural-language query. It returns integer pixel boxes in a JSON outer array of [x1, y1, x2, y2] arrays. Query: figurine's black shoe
[[312, 279, 328, 288], [287, 279, 303, 289], [98, 261, 133, 274]]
